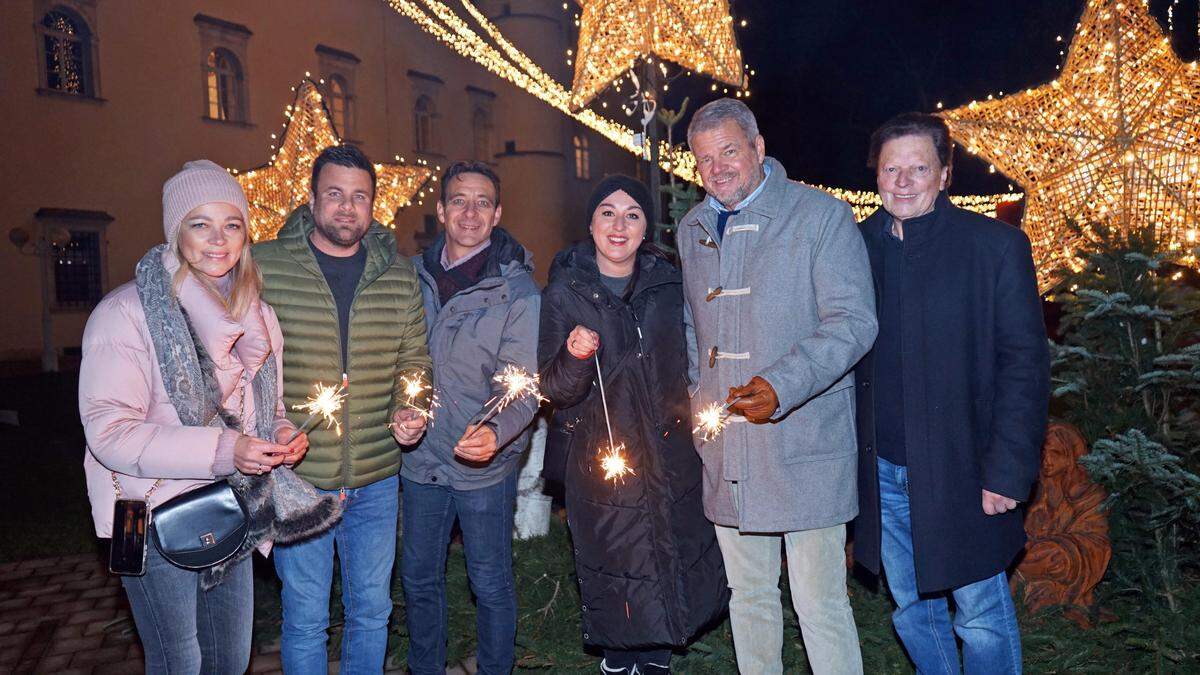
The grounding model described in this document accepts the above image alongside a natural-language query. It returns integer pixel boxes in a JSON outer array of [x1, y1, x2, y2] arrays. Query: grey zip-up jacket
[[404, 228, 541, 489]]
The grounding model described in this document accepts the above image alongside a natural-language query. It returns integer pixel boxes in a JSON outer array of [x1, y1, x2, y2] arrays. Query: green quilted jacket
[[253, 205, 431, 489]]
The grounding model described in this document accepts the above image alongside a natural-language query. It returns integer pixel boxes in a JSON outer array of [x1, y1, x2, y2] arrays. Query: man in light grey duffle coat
[[679, 98, 877, 675]]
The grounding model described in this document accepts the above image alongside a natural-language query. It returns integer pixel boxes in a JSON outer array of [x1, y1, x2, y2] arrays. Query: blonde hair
[[172, 236, 263, 320]]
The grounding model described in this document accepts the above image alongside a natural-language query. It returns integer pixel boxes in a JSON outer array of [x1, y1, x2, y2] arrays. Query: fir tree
[[1051, 225, 1200, 610]]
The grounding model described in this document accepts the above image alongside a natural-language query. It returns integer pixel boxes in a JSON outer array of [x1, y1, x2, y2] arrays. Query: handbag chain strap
[[110, 373, 249, 502]]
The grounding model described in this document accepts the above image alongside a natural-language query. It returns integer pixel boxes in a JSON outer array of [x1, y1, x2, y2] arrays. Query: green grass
[[252, 518, 1200, 673], [6, 371, 1200, 672]]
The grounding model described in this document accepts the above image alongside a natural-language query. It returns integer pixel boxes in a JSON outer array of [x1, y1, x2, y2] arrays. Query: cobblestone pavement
[[0, 554, 290, 674]]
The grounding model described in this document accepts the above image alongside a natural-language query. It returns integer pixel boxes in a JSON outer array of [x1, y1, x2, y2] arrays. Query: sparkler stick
[[593, 353, 616, 455], [286, 382, 347, 443], [592, 353, 635, 482]]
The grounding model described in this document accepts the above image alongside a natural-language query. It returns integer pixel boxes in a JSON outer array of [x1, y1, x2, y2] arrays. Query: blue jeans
[[877, 457, 1022, 674], [121, 542, 252, 674], [401, 472, 518, 675], [274, 474, 399, 674]]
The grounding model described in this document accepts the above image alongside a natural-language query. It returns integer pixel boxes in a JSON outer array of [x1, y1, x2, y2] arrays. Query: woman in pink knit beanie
[[79, 160, 311, 673]]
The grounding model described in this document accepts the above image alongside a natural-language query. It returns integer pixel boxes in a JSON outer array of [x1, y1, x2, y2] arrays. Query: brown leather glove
[[727, 376, 779, 423]]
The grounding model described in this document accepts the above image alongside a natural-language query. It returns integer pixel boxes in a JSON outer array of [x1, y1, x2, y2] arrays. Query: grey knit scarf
[[135, 245, 341, 589]]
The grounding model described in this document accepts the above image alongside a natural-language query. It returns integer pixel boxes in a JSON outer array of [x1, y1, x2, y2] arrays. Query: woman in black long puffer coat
[[538, 175, 728, 675]]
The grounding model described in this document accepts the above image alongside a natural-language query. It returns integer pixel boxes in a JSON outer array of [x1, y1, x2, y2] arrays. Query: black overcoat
[[538, 241, 728, 649], [853, 194, 1050, 593]]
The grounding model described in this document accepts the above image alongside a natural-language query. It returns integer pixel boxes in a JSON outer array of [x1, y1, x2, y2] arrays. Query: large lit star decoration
[[232, 78, 434, 242], [567, 0, 745, 111], [940, 0, 1200, 291]]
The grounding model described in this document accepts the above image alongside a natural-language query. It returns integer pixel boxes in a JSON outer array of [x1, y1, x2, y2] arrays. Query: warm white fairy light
[[385, 0, 1020, 226]]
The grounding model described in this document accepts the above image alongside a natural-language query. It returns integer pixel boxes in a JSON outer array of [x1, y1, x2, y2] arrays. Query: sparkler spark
[[599, 443, 635, 482], [692, 401, 733, 442], [292, 382, 347, 438], [470, 364, 547, 429], [493, 364, 547, 408], [399, 372, 436, 421]]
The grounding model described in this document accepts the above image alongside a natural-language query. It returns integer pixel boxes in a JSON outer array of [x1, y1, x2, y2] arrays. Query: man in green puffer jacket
[[253, 144, 431, 673]]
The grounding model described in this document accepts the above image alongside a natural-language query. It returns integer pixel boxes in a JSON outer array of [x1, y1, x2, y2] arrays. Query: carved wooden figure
[[1012, 422, 1111, 625]]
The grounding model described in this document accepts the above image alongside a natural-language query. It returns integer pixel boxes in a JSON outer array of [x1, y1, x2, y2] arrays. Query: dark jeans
[[401, 471, 518, 675], [120, 542, 253, 674]]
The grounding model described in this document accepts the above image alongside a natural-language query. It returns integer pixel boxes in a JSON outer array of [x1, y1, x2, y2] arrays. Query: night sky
[[663, 0, 1200, 195]]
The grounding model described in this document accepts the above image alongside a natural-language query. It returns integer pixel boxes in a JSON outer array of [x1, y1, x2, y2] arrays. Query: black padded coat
[[538, 241, 728, 649]]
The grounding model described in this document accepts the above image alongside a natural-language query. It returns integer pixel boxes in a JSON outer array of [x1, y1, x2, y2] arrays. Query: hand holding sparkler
[[272, 426, 309, 467], [390, 408, 427, 445], [287, 382, 347, 443], [566, 325, 600, 360], [454, 423, 499, 463], [726, 376, 779, 423]]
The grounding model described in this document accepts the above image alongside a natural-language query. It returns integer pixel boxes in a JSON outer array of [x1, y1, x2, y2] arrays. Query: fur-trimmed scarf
[[135, 245, 342, 589]]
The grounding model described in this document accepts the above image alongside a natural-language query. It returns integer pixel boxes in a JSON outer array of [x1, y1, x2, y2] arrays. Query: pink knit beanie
[[161, 160, 250, 249]]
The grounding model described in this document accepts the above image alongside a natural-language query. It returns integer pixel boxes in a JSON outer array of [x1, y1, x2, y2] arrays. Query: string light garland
[[567, 0, 745, 111], [940, 0, 1200, 290], [231, 78, 434, 242], [384, 0, 1016, 223]]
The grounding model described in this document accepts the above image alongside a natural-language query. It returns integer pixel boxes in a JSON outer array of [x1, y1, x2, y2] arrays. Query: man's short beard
[[315, 218, 367, 247], [726, 166, 766, 207]]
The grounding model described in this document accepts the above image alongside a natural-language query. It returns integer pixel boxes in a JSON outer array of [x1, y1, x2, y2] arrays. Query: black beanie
[[586, 174, 655, 228]]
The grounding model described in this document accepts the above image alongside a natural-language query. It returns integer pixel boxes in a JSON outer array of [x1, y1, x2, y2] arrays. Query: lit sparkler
[[599, 442, 635, 482], [399, 372, 436, 421], [288, 382, 347, 442], [691, 396, 744, 442], [469, 364, 547, 428]]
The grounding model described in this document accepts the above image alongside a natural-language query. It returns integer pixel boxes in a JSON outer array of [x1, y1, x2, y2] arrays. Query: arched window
[[472, 108, 492, 162], [574, 134, 590, 180], [39, 8, 94, 95], [414, 96, 436, 152], [327, 75, 351, 138], [205, 48, 243, 121]]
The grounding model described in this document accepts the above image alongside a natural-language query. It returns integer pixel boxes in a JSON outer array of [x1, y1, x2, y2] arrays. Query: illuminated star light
[[940, 0, 1200, 291], [568, 0, 745, 111], [232, 78, 434, 242]]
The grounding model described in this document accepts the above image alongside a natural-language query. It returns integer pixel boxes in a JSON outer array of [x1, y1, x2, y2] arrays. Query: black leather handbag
[[150, 481, 249, 570]]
